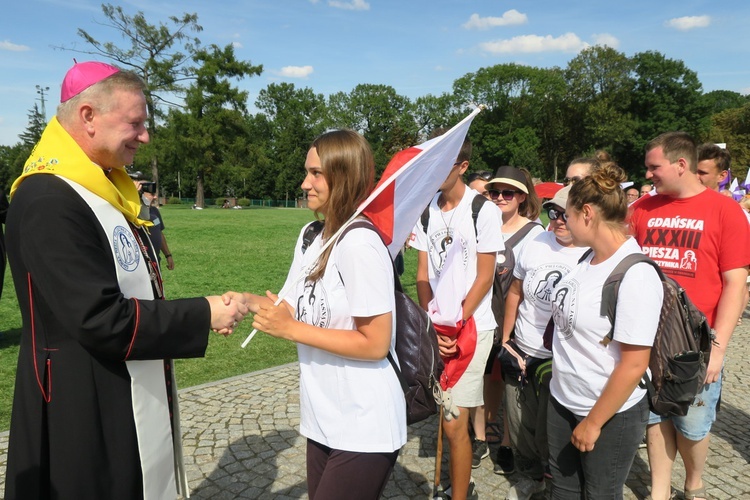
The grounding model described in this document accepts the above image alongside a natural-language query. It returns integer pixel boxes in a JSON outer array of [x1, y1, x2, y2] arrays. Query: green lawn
[[0, 205, 420, 431]]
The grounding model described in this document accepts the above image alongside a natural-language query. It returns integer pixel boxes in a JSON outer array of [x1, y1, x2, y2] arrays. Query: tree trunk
[[196, 171, 205, 208]]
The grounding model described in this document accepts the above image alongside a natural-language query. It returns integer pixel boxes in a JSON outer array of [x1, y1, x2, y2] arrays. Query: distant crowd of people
[[1, 60, 748, 500]]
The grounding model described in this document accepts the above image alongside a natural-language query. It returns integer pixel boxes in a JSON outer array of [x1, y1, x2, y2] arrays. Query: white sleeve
[[336, 229, 394, 317], [475, 201, 504, 254], [410, 219, 427, 252], [613, 262, 664, 347]]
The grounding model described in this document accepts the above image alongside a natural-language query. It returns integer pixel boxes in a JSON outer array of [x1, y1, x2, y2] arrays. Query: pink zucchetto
[[60, 61, 120, 103]]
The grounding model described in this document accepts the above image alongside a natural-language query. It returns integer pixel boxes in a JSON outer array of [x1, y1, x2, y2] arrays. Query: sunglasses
[[563, 176, 582, 186], [547, 208, 568, 222], [488, 189, 521, 201]]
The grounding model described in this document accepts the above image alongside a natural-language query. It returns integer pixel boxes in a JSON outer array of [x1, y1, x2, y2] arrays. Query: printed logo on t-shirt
[[296, 280, 330, 328], [525, 264, 570, 308], [640, 216, 703, 279], [428, 229, 469, 276], [551, 279, 578, 340], [112, 226, 141, 272]]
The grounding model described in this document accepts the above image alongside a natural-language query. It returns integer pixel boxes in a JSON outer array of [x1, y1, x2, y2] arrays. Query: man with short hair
[[625, 186, 639, 204], [629, 132, 750, 500], [412, 132, 504, 500], [696, 143, 730, 191], [640, 184, 653, 196], [5, 61, 247, 499]]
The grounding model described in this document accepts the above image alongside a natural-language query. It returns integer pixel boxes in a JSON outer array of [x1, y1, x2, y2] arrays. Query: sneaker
[[442, 479, 478, 499], [472, 439, 489, 468], [493, 445, 515, 475], [505, 477, 545, 500]]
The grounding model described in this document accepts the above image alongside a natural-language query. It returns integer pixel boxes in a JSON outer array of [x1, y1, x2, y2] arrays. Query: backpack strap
[[600, 252, 665, 344], [301, 220, 324, 254], [471, 193, 489, 239], [504, 221, 542, 251], [421, 193, 488, 243], [332, 219, 410, 393]]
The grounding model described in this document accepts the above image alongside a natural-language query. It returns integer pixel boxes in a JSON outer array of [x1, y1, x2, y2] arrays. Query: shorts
[[647, 371, 722, 441], [450, 328, 493, 408]]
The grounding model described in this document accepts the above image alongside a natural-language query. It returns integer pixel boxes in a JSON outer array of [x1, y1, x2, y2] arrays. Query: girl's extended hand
[[252, 291, 295, 340]]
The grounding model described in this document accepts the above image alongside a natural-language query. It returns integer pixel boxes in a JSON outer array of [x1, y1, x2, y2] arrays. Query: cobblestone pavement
[[1, 325, 749, 499]]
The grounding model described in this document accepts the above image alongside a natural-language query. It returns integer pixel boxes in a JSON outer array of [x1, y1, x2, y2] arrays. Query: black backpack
[[301, 219, 444, 425], [599, 252, 714, 417], [490, 222, 541, 333], [420, 193, 489, 242]]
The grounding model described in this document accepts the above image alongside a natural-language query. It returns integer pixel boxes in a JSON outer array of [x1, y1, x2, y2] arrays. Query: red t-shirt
[[629, 189, 750, 327]]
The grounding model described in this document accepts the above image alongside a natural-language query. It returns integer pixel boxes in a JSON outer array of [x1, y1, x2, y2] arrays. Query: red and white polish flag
[[361, 106, 483, 259]]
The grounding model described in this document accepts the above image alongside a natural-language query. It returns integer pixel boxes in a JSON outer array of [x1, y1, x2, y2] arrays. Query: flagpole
[[241, 105, 483, 348]]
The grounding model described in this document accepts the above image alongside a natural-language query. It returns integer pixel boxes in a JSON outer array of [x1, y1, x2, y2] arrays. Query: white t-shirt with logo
[[411, 187, 505, 331], [549, 237, 663, 416], [513, 231, 589, 359], [281, 221, 407, 453]]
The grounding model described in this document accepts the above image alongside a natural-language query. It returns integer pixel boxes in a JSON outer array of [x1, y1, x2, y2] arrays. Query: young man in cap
[[630, 132, 750, 500], [411, 132, 504, 500], [4, 61, 248, 500]]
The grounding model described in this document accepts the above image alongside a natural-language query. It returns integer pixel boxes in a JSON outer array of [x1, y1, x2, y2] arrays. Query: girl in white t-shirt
[[240, 130, 406, 499], [548, 163, 663, 498], [498, 183, 589, 498], [479, 166, 544, 472]]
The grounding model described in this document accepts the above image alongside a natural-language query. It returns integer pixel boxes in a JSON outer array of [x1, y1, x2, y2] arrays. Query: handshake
[[206, 290, 288, 337], [206, 291, 251, 336]]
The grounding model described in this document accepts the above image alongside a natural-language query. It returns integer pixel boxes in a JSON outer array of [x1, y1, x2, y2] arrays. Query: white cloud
[[232, 41, 243, 49], [434, 65, 448, 71], [479, 33, 587, 54], [741, 87, 750, 96], [592, 33, 620, 49], [462, 10, 528, 30], [328, 0, 370, 10], [277, 65, 314, 78], [665, 15, 711, 31], [0, 40, 31, 52]]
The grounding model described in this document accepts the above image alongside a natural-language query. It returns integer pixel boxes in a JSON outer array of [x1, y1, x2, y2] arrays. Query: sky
[[2, 0, 750, 146]]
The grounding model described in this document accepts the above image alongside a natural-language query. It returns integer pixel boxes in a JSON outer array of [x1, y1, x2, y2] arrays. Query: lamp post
[[36, 85, 50, 121]]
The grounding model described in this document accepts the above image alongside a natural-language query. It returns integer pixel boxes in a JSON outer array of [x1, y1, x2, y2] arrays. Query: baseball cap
[[543, 184, 573, 210]]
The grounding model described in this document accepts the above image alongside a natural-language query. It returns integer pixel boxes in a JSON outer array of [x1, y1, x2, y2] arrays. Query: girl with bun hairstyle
[[547, 163, 664, 498]]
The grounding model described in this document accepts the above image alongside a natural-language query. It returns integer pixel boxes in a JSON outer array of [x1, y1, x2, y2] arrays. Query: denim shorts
[[647, 371, 722, 441]]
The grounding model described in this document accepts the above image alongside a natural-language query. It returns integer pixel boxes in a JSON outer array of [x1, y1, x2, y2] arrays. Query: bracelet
[[165, 253, 172, 258]]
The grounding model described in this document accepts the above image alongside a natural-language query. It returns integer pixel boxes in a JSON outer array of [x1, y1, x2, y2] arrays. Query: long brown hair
[[307, 129, 375, 282]]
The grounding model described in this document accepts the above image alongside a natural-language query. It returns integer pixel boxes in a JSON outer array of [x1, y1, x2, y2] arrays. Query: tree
[[629, 51, 708, 156], [327, 84, 417, 174], [452, 63, 571, 177], [0, 144, 27, 191], [162, 44, 262, 206], [700, 90, 750, 115], [256, 82, 328, 200], [412, 93, 463, 139], [18, 103, 46, 147], [70, 4, 204, 194], [708, 103, 750, 182]]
